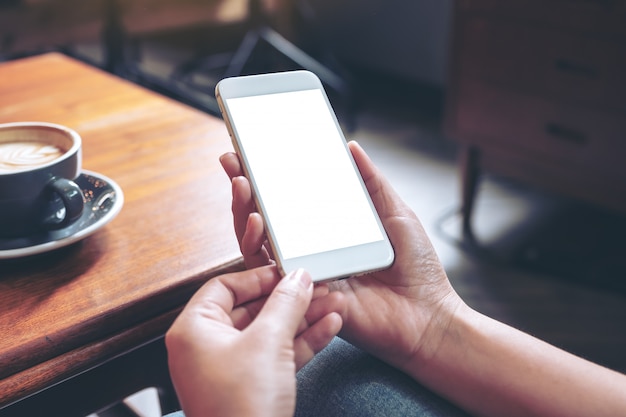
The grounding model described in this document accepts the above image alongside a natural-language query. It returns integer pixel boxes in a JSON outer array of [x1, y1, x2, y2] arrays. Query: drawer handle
[[555, 59, 598, 79], [545, 123, 588, 145]]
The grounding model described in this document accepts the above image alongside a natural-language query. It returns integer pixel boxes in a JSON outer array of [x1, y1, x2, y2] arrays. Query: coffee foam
[[0, 141, 64, 173]]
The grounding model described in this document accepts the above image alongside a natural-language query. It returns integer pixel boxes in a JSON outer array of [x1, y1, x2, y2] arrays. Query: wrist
[[405, 291, 472, 379]]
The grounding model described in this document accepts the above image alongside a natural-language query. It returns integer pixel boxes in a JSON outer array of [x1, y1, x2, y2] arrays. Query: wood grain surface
[[0, 53, 244, 406]]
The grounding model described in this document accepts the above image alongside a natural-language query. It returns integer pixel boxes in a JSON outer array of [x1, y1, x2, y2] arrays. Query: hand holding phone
[[216, 70, 394, 282]]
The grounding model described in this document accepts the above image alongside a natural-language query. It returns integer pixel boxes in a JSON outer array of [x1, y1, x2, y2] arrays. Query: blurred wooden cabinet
[[0, 0, 106, 54], [0, 0, 246, 58], [444, 0, 626, 233]]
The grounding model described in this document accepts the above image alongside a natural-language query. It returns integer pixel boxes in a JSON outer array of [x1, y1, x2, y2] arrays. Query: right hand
[[220, 141, 466, 374], [166, 266, 344, 417]]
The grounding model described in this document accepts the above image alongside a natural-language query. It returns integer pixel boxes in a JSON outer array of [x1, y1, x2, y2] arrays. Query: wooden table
[[0, 53, 243, 414]]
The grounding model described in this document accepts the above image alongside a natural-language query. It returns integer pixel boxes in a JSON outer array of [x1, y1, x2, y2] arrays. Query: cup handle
[[41, 177, 85, 230]]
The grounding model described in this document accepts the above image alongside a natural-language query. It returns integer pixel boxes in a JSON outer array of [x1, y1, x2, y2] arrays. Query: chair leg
[[157, 383, 181, 415], [259, 27, 349, 98], [98, 402, 143, 417], [225, 30, 262, 77], [460, 146, 481, 240]]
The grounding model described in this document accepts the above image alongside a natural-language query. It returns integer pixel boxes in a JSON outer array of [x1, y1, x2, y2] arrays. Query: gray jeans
[[165, 338, 471, 417]]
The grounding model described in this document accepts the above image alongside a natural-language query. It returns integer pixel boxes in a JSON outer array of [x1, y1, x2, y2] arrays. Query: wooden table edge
[[0, 257, 244, 409]]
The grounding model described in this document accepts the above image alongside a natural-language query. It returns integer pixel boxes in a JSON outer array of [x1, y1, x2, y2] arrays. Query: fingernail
[[289, 268, 312, 290]]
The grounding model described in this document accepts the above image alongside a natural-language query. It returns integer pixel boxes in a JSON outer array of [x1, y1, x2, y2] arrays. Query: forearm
[[411, 303, 626, 417]]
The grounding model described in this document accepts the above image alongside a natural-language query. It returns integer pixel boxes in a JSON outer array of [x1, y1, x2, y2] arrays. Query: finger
[[219, 152, 243, 179], [348, 141, 414, 219], [241, 213, 265, 254], [296, 289, 346, 335], [313, 283, 331, 299], [230, 285, 334, 334], [232, 176, 256, 245], [230, 283, 332, 330], [294, 312, 343, 370], [347, 141, 378, 183], [303, 289, 345, 329], [186, 265, 281, 321], [252, 269, 313, 340], [241, 212, 272, 268]]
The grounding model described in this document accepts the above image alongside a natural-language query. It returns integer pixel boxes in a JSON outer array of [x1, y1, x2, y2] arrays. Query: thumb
[[253, 268, 313, 339], [349, 140, 414, 219]]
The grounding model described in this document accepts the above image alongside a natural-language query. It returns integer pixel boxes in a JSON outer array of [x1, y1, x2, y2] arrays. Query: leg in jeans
[[295, 338, 472, 417]]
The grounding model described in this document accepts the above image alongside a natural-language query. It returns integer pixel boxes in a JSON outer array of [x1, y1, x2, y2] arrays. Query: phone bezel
[[216, 70, 394, 282]]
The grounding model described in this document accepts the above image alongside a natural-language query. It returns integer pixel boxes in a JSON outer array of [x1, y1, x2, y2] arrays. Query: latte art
[[0, 141, 64, 172]]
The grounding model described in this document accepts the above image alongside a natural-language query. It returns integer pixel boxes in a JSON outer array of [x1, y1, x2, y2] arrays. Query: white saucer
[[0, 170, 124, 259]]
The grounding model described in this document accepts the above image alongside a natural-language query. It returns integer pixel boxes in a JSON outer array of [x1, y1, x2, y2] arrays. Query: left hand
[[219, 144, 461, 374], [166, 265, 344, 417]]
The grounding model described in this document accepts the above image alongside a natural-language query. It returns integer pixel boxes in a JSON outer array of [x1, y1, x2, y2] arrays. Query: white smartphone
[[215, 70, 394, 282]]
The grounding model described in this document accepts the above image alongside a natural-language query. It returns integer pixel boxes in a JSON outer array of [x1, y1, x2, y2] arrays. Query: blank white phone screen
[[226, 89, 384, 260]]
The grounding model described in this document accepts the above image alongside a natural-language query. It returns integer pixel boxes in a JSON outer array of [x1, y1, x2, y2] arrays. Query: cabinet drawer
[[453, 80, 626, 180], [458, 0, 626, 37], [457, 17, 626, 112], [478, 146, 626, 213]]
